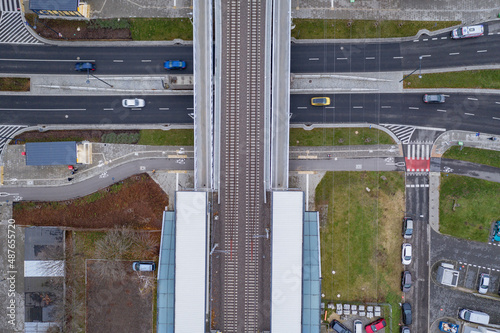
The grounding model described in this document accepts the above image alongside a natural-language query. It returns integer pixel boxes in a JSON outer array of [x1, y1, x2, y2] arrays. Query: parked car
[[439, 321, 459, 333], [402, 303, 412, 325], [354, 320, 362, 333], [423, 94, 445, 103], [401, 326, 410, 333], [122, 98, 145, 108], [402, 243, 412, 265], [403, 217, 413, 239], [330, 319, 352, 333], [478, 273, 490, 294], [75, 62, 95, 71], [365, 318, 386, 333], [402, 271, 412, 292], [164, 60, 186, 70], [132, 261, 156, 271], [311, 97, 331, 106], [458, 309, 490, 325], [451, 25, 484, 39]]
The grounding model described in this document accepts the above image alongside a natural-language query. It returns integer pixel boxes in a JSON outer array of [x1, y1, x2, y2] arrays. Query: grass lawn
[[138, 129, 194, 146], [439, 174, 500, 242], [290, 128, 395, 146], [316, 171, 405, 329], [0, 77, 29, 91], [130, 18, 193, 40], [403, 70, 500, 89], [291, 19, 460, 39], [442, 146, 500, 169]]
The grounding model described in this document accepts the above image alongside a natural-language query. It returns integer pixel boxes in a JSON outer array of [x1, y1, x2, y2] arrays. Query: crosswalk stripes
[[382, 124, 415, 144], [0, 12, 41, 44], [404, 143, 432, 172], [0, 0, 20, 12], [0, 125, 27, 153]]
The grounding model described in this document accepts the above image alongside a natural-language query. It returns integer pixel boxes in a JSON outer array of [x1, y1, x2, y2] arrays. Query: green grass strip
[[404, 70, 500, 89], [0, 77, 30, 91], [138, 129, 194, 146], [290, 128, 395, 146], [442, 146, 500, 169], [439, 174, 500, 242], [130, 18, 193, 41], [291, 19, 460, 39]]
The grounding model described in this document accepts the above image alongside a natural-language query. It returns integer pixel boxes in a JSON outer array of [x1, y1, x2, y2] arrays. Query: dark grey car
[[423, 94, 445, 103], [402, 302, 412, 325], [402, 271, 412, 292]]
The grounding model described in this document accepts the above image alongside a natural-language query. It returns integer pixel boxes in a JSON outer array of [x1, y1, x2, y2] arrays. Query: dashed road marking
[[309, 57, 319, 61], [297, 106, 307, 109], [437, 109, 446, 112], [423, 38, 428, 41], [464, 113, 475, 116], [381, 106, 391, 108], [409, 107, 419, 110], [468, 97, 478, 101], [337, 57, 347, 60], [494, 117, 500, 121], [441, 37, 447, 39], [141, 60, 152, 63], [449, 52, 459, 56], [432, 38, 437, 40], [413, 40, 419, 42], [353, 106, 363, 109], [477, 50, 487, 53], [420, 55, 431, 58], [113, 60, 124, 62], [393, 56, 403, 59], [366, 57, 375, 60]]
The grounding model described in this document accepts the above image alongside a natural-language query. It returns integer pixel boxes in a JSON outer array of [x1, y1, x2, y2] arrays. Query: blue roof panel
[[26, 142, 77, 166]]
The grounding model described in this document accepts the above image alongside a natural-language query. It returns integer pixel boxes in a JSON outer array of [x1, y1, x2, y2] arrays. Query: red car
[[365, 318, 387, 333]]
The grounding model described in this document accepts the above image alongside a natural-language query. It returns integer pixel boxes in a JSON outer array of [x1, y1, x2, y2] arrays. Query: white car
[[122, 98, 145, 108], [478, 273, 490, 294], [402, 243, 412, 266], [451, 25, 484, 39]]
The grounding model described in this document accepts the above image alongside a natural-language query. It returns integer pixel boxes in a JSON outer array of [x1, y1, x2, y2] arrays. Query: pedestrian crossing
[[0, 125, 27, 155], [382, 124, 415, 144], [0, 0, 42, 44], [405, 143, 432, 172]]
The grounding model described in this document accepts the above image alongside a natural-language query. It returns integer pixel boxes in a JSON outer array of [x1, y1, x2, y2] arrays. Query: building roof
[[24, 261, 65, 277], [157, 211, 175, 333], [437, 265, 459, 287], [29, 0, 78, 11], [174, 192, 207, 333], [271, 191, 304, 333], [303, 211, 321, 333], [26, 142, 77, 166]]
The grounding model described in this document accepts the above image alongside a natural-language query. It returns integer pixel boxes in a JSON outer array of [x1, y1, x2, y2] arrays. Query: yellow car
[[311, 97, 331, 106]]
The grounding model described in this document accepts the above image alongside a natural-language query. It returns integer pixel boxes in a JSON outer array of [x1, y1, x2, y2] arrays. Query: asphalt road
[[0, 44, 194, 75], [3, 93, 500, 132], [437, 158, 500, 183]]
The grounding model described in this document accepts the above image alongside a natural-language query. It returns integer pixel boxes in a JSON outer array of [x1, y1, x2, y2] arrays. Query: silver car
[[122, 98, 145, 108], [478, 273, 490, 294], [402, 243, 412, 266]]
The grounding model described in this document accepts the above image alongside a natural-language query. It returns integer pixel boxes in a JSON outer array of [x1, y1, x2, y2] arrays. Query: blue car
[[75, 62, 95, 71], [164, 60, 186, 70]]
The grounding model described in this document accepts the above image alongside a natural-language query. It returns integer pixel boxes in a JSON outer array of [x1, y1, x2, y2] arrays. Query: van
[[354, 320, 362, 333], [459, 309, 490, 325]]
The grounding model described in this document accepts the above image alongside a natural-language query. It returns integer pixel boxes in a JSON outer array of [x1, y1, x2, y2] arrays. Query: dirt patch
[[13, 174, 168, 230], [86, 260, 153, 333], [25, 14, 131, 41], [12, 129, 140, 144]]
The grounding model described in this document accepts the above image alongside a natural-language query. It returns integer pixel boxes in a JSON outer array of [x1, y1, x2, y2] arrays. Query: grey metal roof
[[157, 211, 175, 333], [302, 211, 321, 333], [26, 142, 77, 166], [29, 0, 78, 11]]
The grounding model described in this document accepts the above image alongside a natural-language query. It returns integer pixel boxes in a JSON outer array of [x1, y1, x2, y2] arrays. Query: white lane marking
[[337, 57, 348, 60], [468, 97, 478, 101], [141, 60, 152, 63], [413, 40, 419, 42], [103, 108, 113, 111], [449, 52, 459, 56], [409, 107, 419, 110], [0, 108, 86, 111], [0, 58, 96, 62], [495, 102, 500, 104], [309, 58, 320, 61], [113, 60, 124, 62], [159, 108, 170, 110], [477, 50, 487, 53], [441, 36, 447, 39], [187, 107, 194, 110], [493, 117, 500, 120], [325, 106, 335, 109], [488, 32, 494, 35], [393, 56, 403, 59], [437, 109, 446, 112], [353, 106, 363, 109], [366, 57, 375, 60], [464, 113, 475, 116], [381, 106, 391, 108], [432, 38, 437, 40], [297, 106, 307, 109], [420, 55, 431, 58], [423, 38, 428, 41]]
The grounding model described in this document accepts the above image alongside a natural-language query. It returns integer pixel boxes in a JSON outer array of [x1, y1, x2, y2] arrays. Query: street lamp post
[[399, 56, 423, 83]]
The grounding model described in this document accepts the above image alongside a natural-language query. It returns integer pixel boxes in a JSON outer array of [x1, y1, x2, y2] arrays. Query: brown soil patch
[[12, 129, 139, 144], [25, 14, 131, 41], [86, 260, 153, 333], [13, 174, 167, 230]]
